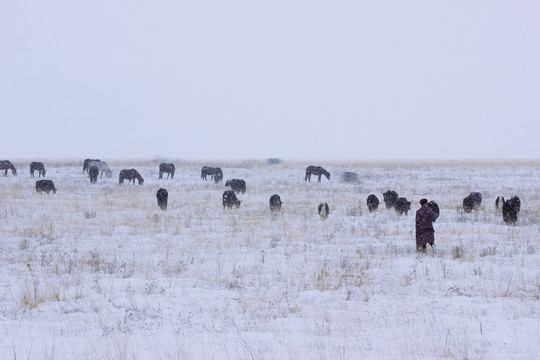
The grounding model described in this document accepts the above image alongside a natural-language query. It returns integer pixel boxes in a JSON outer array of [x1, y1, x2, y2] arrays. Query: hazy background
[[1, 1, 539, 160]]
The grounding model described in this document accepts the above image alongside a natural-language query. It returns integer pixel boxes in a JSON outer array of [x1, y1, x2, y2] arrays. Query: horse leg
[[318, 174, 322, 182]]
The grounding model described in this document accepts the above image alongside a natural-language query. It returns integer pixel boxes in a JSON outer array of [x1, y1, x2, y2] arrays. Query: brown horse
[[305, 166, 330, 182], [119, 169, 144, 185], [159, 163, 175, 179], [30, 162, 46, 177]]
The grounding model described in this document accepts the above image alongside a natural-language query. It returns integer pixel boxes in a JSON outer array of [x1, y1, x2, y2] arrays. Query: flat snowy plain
[[0, 159, 539, 359]]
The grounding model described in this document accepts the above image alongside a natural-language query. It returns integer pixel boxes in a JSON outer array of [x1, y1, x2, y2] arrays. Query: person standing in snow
[[416, 198, 437, 252]]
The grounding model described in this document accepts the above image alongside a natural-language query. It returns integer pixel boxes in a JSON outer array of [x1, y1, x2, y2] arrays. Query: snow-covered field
[[0, 159, 539, 359]]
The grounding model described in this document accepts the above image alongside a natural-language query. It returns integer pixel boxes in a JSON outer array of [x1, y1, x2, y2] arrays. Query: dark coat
[[416, 205, 437, 249]]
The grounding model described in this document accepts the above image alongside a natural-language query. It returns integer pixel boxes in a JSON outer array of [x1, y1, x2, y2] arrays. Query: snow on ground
[[0, 159, 539, 359]]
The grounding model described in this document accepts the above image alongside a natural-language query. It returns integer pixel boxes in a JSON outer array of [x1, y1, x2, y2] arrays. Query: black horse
[[305, 166, 330, 182], [269, 194, 283, 211], [89, 166, 99, 183], [156, 188, 168, 210], [119, 169, 144, 185], [201, 166, 223, 183], [0, 160, 17, 176], [83, 159, 101, 173], [30, 162, 46, 177], [159, 163, 175, 179]]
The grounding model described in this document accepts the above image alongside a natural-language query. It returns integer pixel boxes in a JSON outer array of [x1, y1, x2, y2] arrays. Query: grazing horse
[[502, 196, 521, 225], [367, 194, 380, 212], [88, 161, 112, 178], [382, 190, 399, 209], [30, 162, 46, 177], [318, 202, 330, 220], [201, 166, 223, 183], [156, 188, 168, 210], [35, 180, 57, 194], [269, 194, 283, 211], [201, 166, 212, 180], [89, 166, 99, 183], [305, 166, 330, 182], [119, 169, 144, 185], [83, 159, 101, 173], [0, 160, 17, 176], [212, 167, 223, 183], [225, 179, 246, 193], [223, 190, 241, 209], [159, 163, 175, 179]]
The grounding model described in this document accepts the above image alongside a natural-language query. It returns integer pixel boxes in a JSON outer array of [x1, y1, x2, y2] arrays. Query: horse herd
[[1, 160, 522, 225]]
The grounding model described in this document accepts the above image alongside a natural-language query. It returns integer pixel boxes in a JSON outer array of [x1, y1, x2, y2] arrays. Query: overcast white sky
[[1, 1, 539, 160]]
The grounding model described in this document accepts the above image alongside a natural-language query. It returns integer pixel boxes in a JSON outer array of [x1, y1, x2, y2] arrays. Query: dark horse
[[305, 166, 330, 182], [201, 166, 223, 183], [0, 160, 17, 176], [83, 159, 101, 173], [30, 162, 46, 177], [119, 169, 144, 185], [159, 163, 176, 179]]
